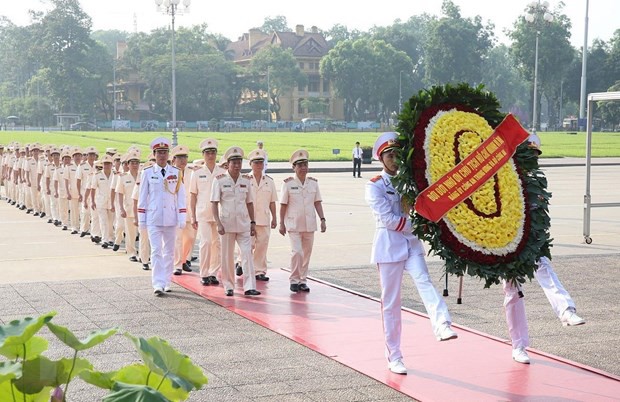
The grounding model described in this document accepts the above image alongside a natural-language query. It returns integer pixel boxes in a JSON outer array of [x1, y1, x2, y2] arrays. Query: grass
[[1, 130, 619, 161]]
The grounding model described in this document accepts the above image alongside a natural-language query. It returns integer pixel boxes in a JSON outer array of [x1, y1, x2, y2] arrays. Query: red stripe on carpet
[[173, 270, 620, 401]]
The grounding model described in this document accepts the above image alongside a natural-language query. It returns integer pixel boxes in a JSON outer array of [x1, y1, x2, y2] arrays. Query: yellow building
[[226, 25, 344, 121]]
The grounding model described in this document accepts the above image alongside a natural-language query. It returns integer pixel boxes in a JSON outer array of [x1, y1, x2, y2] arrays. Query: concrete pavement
[[1, 159, 619, 400]]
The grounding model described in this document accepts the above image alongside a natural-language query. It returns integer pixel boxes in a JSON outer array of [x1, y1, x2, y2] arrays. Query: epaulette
[[370, 175, 382, 183], [216, 173, 226, 180], [265, 174, 273, 180], [308, 176, 317, 182], [243, 173, 253, 179], [284, 177, 294, 183]]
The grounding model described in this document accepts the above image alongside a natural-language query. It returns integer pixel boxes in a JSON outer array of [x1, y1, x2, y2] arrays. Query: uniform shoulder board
[[243, 173, 253, 179], [284, 177, 294, 183], [308, 176, 317, 182], [370, 175, 382, 183], [265, 174, 274, 180], [216, 173, 226, 180]]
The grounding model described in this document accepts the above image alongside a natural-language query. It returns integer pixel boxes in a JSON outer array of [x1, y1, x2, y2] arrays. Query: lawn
[[1, 130, 619, 161]]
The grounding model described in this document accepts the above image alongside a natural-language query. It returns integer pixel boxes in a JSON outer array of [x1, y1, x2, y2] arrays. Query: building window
[[308, 75, 320, 93], [298, 81, 305, 92], [298, 98, 305, 114], [322, 80, 330, 95], [299, 62, 304, 70]]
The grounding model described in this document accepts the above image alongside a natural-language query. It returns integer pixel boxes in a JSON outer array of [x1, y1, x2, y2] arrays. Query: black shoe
[[208, 276, 219, 285], [101, 243, 109, 249], [298, 284, 310, 292], [26, 209, 32, 214], [71, 230, 78, 234], [244, 289, 261, 296], [39, 212, 46, 218], [129, 256, 138, 262], [185, 259, 192, 267], [255, 274, 270, 281], [226, 289, 234, 297], [173, 268, 182, 276], [62, 226, 68, 231], [182, 262, 192, 272], [142, 263, 150, 270], [48, 219, 53, 224], [191, 256, 198, 262], [20, 205, 26, 210], [200, 277, 211, 286], [33, 212, 40, 217], [112, 244, 120, 251], [54, 220, 61, 226], [235, 263, 243, 276], [290, 284, 299, 293], [93, 237, 101, 244]]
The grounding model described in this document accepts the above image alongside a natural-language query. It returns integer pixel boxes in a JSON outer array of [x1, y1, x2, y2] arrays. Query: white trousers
[[503, 280, 529, 350], [68, 198, 80, 231], [148, 225, 176, 290], [98, 208, 114, 243], [114, 208, 125, 245], [80, 201, 91, 233], [139, 226, 151, 263], [534, 256, 576, 318], [58, 197, 69, 225], [377, 239, 452, 363], [253, 225, 270, 275], [288, 231, 314, 284], [220, 231, 256, 292], [29, 187, 41, 212]]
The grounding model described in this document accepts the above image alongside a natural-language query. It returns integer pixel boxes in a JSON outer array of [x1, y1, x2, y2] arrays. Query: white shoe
[[387, 359, 407, 375], [561, 310, 585, 326], [164, 286, 172, 293], [436, 324, 458, 341], [512, 347, 530, 364], [153, 287, 164, 296]]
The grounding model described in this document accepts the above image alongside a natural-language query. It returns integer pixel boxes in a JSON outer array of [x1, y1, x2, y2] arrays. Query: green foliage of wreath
[[392, 83, 552, 287]]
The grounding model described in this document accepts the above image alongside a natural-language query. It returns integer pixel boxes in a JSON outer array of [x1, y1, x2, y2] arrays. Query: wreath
[[393, 83, 552, 287]]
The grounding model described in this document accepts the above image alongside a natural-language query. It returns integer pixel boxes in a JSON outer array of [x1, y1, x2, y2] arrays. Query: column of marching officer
[[0, 138, 327, 298]]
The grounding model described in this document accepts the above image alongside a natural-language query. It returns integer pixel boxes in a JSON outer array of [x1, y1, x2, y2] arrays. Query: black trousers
[[353, 158, 361, 177]]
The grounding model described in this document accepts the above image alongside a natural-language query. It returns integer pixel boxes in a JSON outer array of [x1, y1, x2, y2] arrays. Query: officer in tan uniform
[[110, 153, 129, 251], [132, 161, 153, 270], [24, 143, 42, 216], [90, 155, 115, 248], [246, 149, 277, 281], [117, 151, 141, 261], [138, 137, 187, 295], [54, 151, 73, 229], [64, 148, 82, 234], [45, 148, 61, 225], [190, 138, 226, 285], [77, 147, 98, 237], [171, 145, 196, 275], [279, 149, 327, 292], [211, 146, 260, 297]]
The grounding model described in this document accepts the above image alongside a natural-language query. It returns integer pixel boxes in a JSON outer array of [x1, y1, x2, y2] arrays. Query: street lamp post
[[525, 0, 553, 132], [155, 0, 190, 146], [578, 0, 590, 130]]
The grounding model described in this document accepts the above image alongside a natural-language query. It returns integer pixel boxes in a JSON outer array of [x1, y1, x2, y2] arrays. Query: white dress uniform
[[248, 168, 277, 276], [190, 143, 226, 282], [280, 173, 322, 286], [138, 141, 186, 293], [211, 168, 257, 293]]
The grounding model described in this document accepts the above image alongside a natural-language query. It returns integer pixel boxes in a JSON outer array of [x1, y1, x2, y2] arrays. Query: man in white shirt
[[352, 141, 363, 178]]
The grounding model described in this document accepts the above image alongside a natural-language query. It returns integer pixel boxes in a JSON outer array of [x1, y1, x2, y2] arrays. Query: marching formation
[[0, 138, 327, 298]]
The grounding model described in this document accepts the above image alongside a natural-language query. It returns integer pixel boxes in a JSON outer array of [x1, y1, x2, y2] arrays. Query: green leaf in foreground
[[0, 361, 22, 383], [102, 382, 170, 402], [0, 312, 56, 348], [14, 356, 92, 394], [47, 322, 118, 351], [114, 364, 189, 401], [79, 369, 118, 389], [0, 380, 53, 402], [0, 336, 48, 360]]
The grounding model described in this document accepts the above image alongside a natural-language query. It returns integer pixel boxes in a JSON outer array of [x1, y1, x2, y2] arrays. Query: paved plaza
[[0, 159, 618, 400]]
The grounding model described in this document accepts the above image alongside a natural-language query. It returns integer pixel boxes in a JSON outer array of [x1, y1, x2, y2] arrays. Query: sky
[[2, 0, 618, 48]]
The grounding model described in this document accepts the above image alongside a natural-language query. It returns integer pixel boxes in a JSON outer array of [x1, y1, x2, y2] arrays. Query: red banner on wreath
[[415, 114, 529, 222]]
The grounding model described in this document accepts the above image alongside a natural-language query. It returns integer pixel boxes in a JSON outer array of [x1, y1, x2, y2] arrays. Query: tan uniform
[[190, 164, 226, 278], [63, 162, 80, 231], [24, 156, 41, 213], [45, 162, 60, 221], [280, 176, 322, 285], [248, 172, 278, 275], [132, 180, 150, 265], [110, 172, 125, 245], [54, 163, 71, 226], [38, 158, 50, 217], [116, 172, 139, 257], [91, 171, 115, 243], [174, 167, 196, 270], [211, 172, 256, 292], [76, 162, 94, 234]]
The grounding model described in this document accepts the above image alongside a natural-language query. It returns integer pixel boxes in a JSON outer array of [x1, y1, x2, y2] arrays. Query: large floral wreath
[[392, 83, 552, 287]]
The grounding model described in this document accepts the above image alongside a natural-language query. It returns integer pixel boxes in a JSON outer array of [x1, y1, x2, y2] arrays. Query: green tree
[[323, 23, 365, 47], [509, 2, 573, 129], [248, 45, 306, 121], [597, 81, 620, 130], [259, 16, 291, 33], [423, 0, 494, 86], [91, 29, 129, 58], [480, 45, 529, 115]]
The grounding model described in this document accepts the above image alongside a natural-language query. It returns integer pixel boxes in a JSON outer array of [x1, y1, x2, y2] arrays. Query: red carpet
[[173, 269, 620, 401]]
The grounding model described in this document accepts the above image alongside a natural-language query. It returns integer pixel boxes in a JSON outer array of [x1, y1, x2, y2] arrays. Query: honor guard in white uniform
[[77, 147, 98, 237], [247, 149, 277, 281], [501, 132, 585, 365], [190, 138, 226, 286], [211, 146, 260, 297], [365, 132, 457, 375], [138, 137, 187, 295], [90, 155, 115, 247], [116, 152, 141, 262], [279, 149, 326, 292], [171, 145, 196, 275]]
